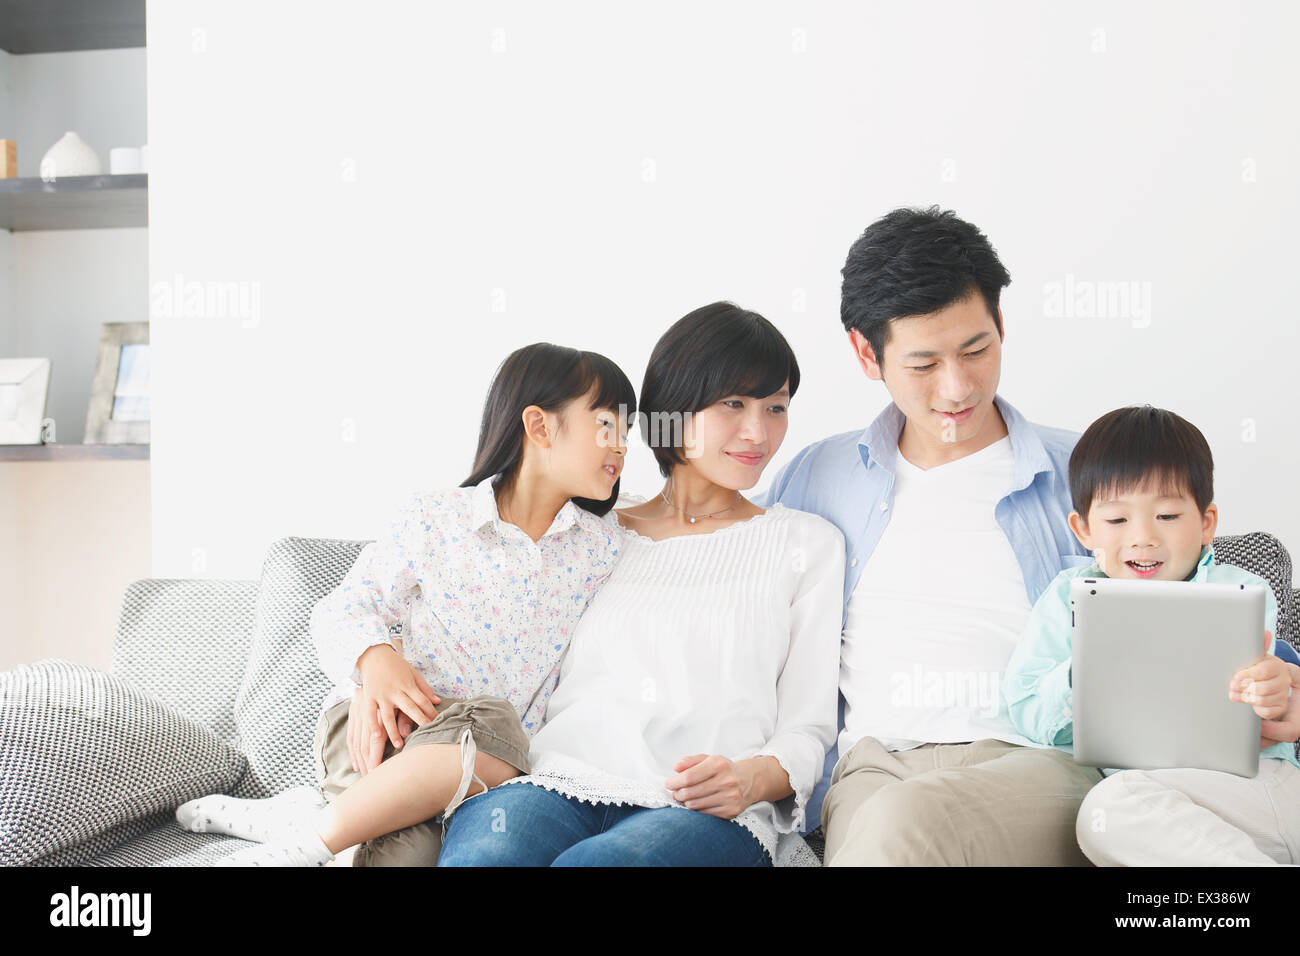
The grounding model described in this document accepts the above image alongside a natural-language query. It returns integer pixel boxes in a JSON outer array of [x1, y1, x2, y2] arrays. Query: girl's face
[[680, 380, 791, 490], [549, 387, 628, 502]]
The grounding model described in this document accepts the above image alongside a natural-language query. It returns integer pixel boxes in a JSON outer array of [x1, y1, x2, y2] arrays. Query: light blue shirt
[[1004, 545, 1300, 769], [757, 394, 1093, 830]]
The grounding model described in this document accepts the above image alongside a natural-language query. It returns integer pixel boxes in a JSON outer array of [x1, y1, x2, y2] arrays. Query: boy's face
[[849, 293, 1004, 453], [1067, 484, 1218, 581]]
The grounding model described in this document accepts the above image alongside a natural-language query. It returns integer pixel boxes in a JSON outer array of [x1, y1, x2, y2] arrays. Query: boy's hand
[[1260, 660, 1300, 750], [1230, 630, 1291, 720]]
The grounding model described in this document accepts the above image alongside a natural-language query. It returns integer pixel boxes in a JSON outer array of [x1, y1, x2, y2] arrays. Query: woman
[[438, 302, 845, 866]]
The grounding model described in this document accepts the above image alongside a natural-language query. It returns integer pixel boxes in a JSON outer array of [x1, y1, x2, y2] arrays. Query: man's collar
[[856, 394, 1052, 491]]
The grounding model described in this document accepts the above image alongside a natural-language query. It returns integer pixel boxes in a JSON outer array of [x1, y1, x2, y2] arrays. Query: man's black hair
[[840, 206, 1011, 365]]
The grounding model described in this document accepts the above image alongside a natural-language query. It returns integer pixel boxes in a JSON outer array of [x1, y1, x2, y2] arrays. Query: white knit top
[[505, 501, 846, 863]]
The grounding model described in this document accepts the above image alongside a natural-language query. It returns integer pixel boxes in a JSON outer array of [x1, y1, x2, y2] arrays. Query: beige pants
[[823, 736, 1102, 866], [1077, 759, 1300, 866], [312, 695, 530, 867]]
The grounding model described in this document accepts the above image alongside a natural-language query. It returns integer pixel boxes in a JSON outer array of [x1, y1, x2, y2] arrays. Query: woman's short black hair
[[638, 301, 799, 478], [462, 342, 636, 516], [841, 206, 1011, 365], [1069, 405, 1214, 522]]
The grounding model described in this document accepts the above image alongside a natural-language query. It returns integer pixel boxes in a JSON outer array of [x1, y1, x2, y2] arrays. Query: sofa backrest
[[111, 578, 259, 744], [230, 536, 371, 799], [1212, 532, 1296, 648], [111, 529, 1297, 801]]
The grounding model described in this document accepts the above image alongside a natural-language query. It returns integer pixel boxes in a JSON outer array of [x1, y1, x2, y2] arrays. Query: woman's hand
[[349, 643, 441, 773], [665, 755, 753, 819]]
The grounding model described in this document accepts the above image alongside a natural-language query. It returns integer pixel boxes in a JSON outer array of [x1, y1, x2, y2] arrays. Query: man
[[759, 206, 1102, 865]]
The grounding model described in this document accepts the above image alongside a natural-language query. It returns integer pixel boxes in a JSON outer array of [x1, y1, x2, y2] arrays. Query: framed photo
[[85, 321, 150, 445], [0, 358, 52, 445]]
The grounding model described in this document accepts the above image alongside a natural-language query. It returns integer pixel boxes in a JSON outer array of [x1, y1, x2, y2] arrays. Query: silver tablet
[[1071, 577, 1265, 778]]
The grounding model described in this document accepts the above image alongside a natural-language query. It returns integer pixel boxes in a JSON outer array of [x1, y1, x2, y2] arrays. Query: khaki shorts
[[312, 694, 530, 867]]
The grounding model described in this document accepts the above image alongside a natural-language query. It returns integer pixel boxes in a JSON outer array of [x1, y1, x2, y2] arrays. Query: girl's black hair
[[1069, 405, 1214, 521], [639, 301, 800, 477], [462, 343, 636, 517]]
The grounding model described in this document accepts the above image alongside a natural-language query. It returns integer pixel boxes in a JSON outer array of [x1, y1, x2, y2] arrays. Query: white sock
[[215, 825, 335, 868], [176, 785, 326, 843]]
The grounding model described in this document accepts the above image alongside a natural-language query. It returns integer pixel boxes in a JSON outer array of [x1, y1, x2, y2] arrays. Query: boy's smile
[[1067, 485, 1218, 582]]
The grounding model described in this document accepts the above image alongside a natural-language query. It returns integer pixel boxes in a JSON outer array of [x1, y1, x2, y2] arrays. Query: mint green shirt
[[1003, 545, 1299, 768]]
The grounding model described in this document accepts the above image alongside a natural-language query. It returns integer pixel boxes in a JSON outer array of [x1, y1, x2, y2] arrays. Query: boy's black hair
[[639, 301, 799, 477], [1069, 405, 1214, 522], [462, 343, 636, 517], [840, 206, 1011, 365]]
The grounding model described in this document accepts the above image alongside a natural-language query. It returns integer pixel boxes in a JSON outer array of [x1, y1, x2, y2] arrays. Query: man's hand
[[349, 644, 440, 773], [1258, 660, 1300, 751], [1230, 631, 1291, 720]]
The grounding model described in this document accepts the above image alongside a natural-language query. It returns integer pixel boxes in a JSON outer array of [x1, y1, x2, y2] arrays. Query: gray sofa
[[3, 532, 1297, 867]]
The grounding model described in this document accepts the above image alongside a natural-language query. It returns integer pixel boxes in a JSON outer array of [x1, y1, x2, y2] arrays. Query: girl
[[176, 342, 636, 866]]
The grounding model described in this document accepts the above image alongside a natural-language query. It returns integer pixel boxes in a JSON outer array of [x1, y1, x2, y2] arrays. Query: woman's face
[[681, 380, 790, 490]]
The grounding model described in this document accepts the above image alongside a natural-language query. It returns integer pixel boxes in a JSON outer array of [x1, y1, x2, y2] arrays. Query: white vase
[[39, 131, 102, 180]]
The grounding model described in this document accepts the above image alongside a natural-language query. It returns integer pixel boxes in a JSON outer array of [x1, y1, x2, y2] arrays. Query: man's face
[[850, 293, 1004, 452], [1068, 485, 1218, 581]]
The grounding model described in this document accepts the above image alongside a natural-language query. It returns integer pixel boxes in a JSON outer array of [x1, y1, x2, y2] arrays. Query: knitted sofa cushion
[[230, 536, 369, 798], [0, 660, 248, 866], [1212, 532, 1296, 649], [110, 578, 259, 745]]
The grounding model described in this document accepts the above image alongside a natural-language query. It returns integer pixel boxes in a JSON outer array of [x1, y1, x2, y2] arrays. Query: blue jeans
[[438, 782, 771, 866]]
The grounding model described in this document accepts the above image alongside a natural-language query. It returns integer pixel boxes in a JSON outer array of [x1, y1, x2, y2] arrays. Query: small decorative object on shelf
[[109, 146, 144, 174], [0, 140, 15, 178], [0, 358, 53, 445], [39, 131, 102, 180], [85, 322, 149, 445]]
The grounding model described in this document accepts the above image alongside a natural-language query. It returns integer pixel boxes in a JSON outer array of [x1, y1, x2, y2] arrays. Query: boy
[[1004, 405, 1300, 865]]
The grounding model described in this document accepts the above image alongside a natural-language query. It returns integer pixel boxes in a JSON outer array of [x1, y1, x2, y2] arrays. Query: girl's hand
[[1231, 631, 1291, 720], [347, 687, 418, 774], [664, 754, 755, 819], [351, 644, 441, 771]]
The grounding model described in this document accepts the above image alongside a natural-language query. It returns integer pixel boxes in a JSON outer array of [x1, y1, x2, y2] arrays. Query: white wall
[[147, 0, 1300, 582]]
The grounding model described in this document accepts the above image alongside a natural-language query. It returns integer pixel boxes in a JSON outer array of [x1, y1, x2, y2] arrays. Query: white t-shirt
[[839, 436, 1040, 756]]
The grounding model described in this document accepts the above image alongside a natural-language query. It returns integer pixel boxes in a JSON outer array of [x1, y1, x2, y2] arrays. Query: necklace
[[660, 480, 742, 524]]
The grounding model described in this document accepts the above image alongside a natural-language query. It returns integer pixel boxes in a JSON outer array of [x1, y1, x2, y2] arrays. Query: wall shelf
[[0, 0, 145, 54], [0, 174, 147, 231], [0, 444, 149, 461]]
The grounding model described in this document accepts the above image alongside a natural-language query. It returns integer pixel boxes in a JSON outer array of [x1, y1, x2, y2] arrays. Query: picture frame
[[84, 321, 150, 445], [0, 358, 52, 445]]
